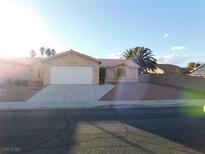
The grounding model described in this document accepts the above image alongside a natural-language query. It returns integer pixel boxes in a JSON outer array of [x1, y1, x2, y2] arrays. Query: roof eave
[[42, 50, 101, 63]]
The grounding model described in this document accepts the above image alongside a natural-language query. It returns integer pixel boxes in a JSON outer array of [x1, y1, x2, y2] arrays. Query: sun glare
[[0, 1, 65, 57]]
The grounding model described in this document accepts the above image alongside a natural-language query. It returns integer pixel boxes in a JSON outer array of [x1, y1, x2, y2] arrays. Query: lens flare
[[180, 105, 204, 117], [179, 84, 205, 99]]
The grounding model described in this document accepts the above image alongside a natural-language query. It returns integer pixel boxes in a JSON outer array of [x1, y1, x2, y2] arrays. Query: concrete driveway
[[27, 84, 114, 103]]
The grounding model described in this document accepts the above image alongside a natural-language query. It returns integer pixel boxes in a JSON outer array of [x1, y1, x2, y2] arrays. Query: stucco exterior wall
[[31, 52, 99, 85], [105, 65, 139, 83], [29, 61, 44, 84], [139, 74, 205, 92]]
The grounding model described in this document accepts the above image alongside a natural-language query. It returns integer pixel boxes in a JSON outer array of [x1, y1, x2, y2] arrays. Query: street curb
[[0, 99, 205, 110]]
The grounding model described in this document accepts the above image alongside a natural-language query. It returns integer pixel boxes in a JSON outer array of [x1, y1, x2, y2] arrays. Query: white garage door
[[50, 66, 93, 84]]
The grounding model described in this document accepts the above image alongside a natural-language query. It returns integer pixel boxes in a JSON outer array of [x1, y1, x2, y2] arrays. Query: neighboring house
[[146, 64, 183, 74], [0, 57, 40, 83], [30, 50, 101, 85], [191, 64, 205, 77], [180, 67, 192, 74], [99, 58, 140, 83]]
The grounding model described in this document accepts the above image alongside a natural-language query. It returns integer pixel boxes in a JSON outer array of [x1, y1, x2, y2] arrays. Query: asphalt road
[[0, 106, 205, 154]]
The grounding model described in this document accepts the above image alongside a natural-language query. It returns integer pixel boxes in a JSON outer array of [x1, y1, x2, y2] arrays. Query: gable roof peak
[[42, 50, 101, 63]]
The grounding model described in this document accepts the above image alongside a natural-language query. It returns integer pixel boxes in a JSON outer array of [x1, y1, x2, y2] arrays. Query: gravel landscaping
[[0, 83, 43, 102]]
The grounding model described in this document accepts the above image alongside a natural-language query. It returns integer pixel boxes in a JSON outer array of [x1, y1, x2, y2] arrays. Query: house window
[[117, 68, 126, 77]]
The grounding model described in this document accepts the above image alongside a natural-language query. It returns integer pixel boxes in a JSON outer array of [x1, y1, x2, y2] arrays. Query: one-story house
[[180, 67, 192, 74], [146, 64, 183, 74], [30, 50, 140, 85], [191, 64, 205, 77]]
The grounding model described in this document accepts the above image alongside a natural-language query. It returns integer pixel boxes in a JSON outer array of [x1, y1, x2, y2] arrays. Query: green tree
[[45, 48, 51, 57], [123, 47, 157, 72], [188, 62, 201, 70], [40, 47, 45, 56], [188, 62, 195, 69]]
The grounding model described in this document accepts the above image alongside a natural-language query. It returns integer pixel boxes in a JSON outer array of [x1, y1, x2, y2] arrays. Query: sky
[[0, 0, 204, 66]]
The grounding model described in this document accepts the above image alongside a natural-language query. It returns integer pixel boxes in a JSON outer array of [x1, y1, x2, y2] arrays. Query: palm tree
[[123, 47, 157, 72], [51, 49, 56, 55], [45, 48, 52, 57], [40, 47, 45, 56], [40, 47, 56, 57]]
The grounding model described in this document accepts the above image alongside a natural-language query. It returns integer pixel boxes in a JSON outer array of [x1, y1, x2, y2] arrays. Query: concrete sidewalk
[[0, 99, 205, 110]]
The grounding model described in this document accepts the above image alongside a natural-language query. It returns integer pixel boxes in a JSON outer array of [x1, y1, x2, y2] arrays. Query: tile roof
[[99, 59, 121, 67], [156, 64, 182, 73], [99, 59, 139, 68], [42, 50, 101, 63]]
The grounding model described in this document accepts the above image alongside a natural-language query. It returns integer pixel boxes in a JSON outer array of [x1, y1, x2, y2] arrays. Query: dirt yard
[[0, 83, 43, 102], [100, 82, 205, 100]]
